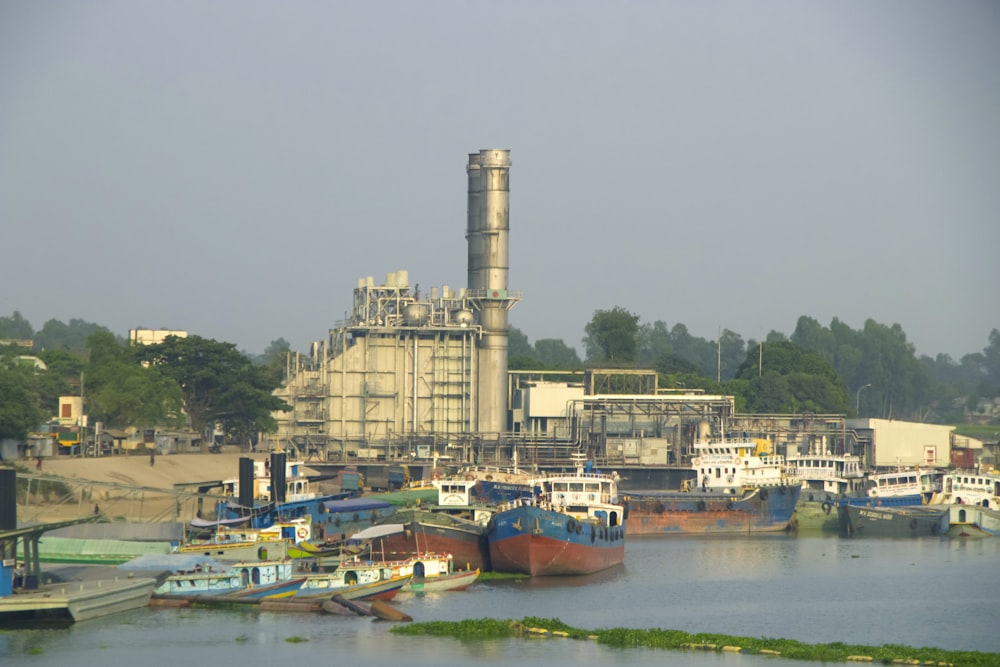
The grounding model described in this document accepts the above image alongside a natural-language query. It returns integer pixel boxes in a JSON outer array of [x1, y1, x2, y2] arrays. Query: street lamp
[[856, 384, 872, 415]]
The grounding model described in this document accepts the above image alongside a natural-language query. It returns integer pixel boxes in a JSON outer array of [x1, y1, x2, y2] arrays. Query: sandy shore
[[14, 450, 280, 524]]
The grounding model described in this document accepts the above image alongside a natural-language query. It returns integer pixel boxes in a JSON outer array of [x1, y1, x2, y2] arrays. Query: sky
[[2, 1, 998, 361]]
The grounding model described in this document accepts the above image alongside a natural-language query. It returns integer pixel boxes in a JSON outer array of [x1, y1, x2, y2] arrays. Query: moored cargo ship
[[623, 436, 800, 535]]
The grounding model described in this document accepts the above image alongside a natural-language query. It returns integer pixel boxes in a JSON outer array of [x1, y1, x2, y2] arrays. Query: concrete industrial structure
[[268, 150, 983, 473], [272, 150, 521, 464]]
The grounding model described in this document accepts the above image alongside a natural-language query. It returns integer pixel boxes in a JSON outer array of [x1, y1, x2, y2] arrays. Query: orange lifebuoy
[[734, 457, 742, 465], [692, 457, 702, 466], [465, 474, 475, 481], [296, 527, 308, 540]]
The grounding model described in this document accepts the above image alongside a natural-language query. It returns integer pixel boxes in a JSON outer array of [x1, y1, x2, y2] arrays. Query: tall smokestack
[[469, 149, 512, 436]]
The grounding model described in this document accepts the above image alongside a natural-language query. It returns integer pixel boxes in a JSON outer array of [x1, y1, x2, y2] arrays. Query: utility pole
[[856, 384, 872, 415]]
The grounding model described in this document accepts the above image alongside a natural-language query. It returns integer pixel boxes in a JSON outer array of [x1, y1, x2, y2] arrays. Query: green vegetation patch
[[392, 617, 996, 666]]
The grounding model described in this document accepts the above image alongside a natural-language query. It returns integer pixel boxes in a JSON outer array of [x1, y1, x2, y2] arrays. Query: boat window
[[570, 483, 584, 492]]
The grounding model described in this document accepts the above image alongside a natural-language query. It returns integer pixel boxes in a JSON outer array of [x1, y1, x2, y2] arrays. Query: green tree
[[0, 355, 43, 439], [256, 337, 294, 386], [84, 332, 186, 430], [534, 339, 581, 368], [34, 318, 113, 353], [35, 348, 84, 415], [132, 335, 290, 444], [508, 327, 534, 358], [0, 311, 35, 340], [668, 323, 718, 377], [734, 341, 849, 414], [637, 320, 673, 368], [718, 328, 747, 381], [583, 307, 640, 364]]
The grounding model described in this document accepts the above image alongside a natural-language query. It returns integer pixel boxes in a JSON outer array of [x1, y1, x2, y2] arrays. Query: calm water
[[2, 534, 997, 666]]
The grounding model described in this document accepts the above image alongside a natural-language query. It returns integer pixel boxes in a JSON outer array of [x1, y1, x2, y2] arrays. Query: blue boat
[[486, 458, 626, 576]]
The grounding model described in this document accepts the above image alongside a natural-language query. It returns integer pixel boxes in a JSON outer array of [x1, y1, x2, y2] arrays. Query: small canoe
[[369, 599, 412, 622], [406, 569, 479, 594]]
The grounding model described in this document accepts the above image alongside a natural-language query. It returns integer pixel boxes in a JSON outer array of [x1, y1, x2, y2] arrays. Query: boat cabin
[[867, 468, 942, 501], [221, 460, 315, 502], [935, 471, 1000, 510], [788, 453, 866, 496], [690, 438, 792, 493]]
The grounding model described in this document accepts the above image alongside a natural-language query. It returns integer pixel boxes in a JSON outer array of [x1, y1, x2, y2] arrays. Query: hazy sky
[[2, 1, 998, 360]]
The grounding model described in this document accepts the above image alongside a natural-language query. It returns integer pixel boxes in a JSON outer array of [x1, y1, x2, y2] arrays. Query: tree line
[[1, 310, 998, 444], [0, 313, 289, 443], [512, 308, 1000, 425]]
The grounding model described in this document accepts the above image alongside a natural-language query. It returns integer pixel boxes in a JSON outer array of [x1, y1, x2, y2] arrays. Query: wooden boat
[[405, 568, 479, 593], [293, 550, 412, 601], [359, 549, 479, 593], [120, 554, 304, 599], [295, 571, 411, 601], [486, 455, 626, 576]]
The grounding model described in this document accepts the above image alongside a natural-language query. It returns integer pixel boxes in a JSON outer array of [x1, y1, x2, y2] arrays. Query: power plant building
[[273, 150, 519, 461], [270, 150, 864, 469]]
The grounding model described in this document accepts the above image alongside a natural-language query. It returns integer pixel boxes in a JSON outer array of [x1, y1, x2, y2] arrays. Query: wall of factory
[[274, 328, 478, 457]]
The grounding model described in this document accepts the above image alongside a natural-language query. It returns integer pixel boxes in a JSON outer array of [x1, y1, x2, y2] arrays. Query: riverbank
[[11, 450, 293, 524]]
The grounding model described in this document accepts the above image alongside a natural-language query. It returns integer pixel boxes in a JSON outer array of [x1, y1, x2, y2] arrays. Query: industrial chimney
[[467, 149, 514, 437]]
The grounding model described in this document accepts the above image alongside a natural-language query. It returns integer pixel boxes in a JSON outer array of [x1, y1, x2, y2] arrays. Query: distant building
[[846, 418, 955, 469], [129, 329, 188, 345]]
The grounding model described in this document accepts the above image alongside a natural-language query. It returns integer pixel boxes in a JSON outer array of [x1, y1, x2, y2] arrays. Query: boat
[[177, 516, 309, 561], [863, 466, 944, 504], [358, 476, 500, 571], [836, 504, 948, 537], [835, 467, 995, 539], [362, 548, 479, 593], [294, 559, 411, 601], [930, 469, 1000, 510], [788, 451, 867, 499], [405, 567, 478, 593], [485, 455, 626, 576], [120, 554, 305, 599], [454, 464, 537, 504], [786, 451, 867, 532], [931, 469, 1000, 537], [623, 437, 800, 535], [945, 504, 1000, 537], [194, 454, 396, 543], [1, 515, 160, 626], [0, 565, 157, 626]]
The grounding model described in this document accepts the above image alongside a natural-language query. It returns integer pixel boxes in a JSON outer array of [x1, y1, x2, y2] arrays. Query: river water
[[2, 533, 997, 666]]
